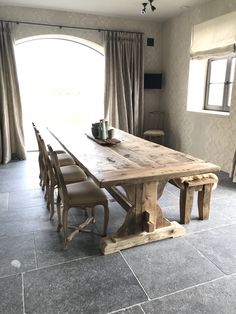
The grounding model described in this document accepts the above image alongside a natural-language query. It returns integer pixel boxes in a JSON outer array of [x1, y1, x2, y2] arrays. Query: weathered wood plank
[[48, 128, 218, 185], [100, 221, 185, 255], [93, 162, 220, 187]]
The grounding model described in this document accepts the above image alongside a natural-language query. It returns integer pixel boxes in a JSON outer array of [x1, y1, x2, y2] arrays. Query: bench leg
[[198, 184, 213, 220], [180, 186, 195, 224]]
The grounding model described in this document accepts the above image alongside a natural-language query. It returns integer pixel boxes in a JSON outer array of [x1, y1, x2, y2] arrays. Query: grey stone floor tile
[[184, 209, 232, 234], [0, 205, 58, 238], [8, 189, 45, 210], [165, 182, 180, 196], [122, 238, 223, 299], [0, 234, 36, 277], [210, 196, 236, 221], [0, 274, 23, 314], [34, 230, 101, 268], [0, 192, 9, 211], [111, 305, 144, 314], [158, 188, 179, 210], [141, 275, 236, 314], [89, 202, 127, 234], [24, 254, 147, 314], [186, 224, 236, 275], [212, 184, 236, 200]]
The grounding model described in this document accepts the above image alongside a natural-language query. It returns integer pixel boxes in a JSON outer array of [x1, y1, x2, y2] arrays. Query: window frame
[[204, 55, 235, 112]]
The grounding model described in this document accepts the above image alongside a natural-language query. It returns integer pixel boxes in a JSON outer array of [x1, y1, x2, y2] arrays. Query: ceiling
[[0, 0, 210, 21]]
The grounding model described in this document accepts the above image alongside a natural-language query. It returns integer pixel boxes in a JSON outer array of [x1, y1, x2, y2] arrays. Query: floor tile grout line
[[108, 304, 145, 314], [138, 273, 234, 306], [185, 221, 236, 235], [140, 305, 146, 314], [17, 253, 101, 275], [32, 233, 38, 269], [108, 272, 236, 314], [21, 272, 26, 314], [183, 237, 229, 275], [0, 254, 101, 281], [120, 251, 151, 301]]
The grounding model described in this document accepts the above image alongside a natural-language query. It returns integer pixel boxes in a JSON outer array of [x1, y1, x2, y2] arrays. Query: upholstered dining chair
[[32, 122, 66, 190], [143, 111, 165, 145], [32, 123, 46, 189], [49, 145, 109, 249], [38, 135, 87, 219], [37, 132, 76, 205]]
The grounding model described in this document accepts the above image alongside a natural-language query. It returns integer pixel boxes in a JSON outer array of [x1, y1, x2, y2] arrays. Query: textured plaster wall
[[0, 5, 162, 131], [1, 2, 236, 172], [162, 0, 236, 172]]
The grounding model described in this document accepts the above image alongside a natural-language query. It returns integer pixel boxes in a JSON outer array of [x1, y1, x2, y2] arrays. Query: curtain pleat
[[103, 31, 144, 136], [0, 22, 26, 164]]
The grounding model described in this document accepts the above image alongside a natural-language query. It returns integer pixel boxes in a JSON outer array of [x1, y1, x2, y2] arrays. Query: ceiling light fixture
[[149, 0, 156, 12], [141, 2, 148, 15], [141, 0, 157, 15]]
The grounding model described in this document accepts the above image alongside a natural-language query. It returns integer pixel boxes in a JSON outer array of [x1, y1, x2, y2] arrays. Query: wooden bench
[[169, 174, 218, 224]]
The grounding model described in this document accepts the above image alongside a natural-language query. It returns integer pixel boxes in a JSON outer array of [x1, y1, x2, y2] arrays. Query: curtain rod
[[0, 19, 143, 35]]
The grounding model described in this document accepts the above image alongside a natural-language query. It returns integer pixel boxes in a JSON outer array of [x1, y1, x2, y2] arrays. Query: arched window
[[15, 37, 104, 150]]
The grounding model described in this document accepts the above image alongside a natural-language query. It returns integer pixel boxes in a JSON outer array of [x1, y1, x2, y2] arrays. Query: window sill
[[187, 109, 230, 117]]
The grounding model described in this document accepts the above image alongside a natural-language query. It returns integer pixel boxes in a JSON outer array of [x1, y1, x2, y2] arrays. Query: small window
[[205, 56, 235, 112]]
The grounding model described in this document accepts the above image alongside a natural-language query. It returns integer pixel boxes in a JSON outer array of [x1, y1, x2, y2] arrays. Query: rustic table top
[[48, 128, 220, 187]]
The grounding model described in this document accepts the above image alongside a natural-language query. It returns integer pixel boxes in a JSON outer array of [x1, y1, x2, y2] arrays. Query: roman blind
[[190, 11, 236, 59]]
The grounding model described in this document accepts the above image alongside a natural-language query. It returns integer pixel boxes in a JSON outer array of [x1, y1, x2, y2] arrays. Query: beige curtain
[[0, 22, 26, 164], [103, 31, 144, 136]]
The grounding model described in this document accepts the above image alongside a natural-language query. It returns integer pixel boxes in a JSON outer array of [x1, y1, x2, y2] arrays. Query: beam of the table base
[[100, 221, 185, 255]]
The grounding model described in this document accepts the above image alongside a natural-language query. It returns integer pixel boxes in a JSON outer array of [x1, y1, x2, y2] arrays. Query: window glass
[[209, 59, 227, 83], [205, 56, 235, 112], [208, 84, 224, 107], [15, 38, 104, 151], [229, 57, 236, 82]]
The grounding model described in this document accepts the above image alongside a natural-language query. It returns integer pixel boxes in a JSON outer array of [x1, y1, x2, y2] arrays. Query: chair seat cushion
[[144, 129, 165, 137], [61, 165, 87, 183], [58, 153, 75, 166], [66, 181, 107, 205], [55, 150, 66, 154]]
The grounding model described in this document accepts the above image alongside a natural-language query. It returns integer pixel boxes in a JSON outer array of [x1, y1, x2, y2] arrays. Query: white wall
[[1, 2, 236, 172], [162, 0, 236, 172], [0, 5, 162, 131]]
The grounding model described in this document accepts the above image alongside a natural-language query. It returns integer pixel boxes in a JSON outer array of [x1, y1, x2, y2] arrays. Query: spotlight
[[140, 0, 157, 15], [151, 5, 156, 12], [141, 2, 147, 15]]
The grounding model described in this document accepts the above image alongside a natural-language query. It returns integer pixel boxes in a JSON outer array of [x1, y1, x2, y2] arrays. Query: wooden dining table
[[48, 128, 220, 255]]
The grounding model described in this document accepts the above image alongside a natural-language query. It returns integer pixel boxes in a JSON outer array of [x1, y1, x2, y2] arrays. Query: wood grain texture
[[100, 221, 185, 255], [48, 128, 220, 187], [48, 127, 220, 254]]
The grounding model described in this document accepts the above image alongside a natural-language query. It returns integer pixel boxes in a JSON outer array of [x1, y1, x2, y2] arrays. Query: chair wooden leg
[[62, 206, 69, 249], [180, 186, 194, 224], [198, 184, 213, 220], [38, 155, 43, 187], [103, 202, 109, 236], [49, 183, 56, 220], [56, 194, 62, 232]]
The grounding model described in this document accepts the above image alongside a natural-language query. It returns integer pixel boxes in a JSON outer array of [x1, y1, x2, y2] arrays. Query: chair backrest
[[148, 111, 165, 130], [47, 145, 68, 202], [32, 123, 41, 150], [38, 134, 56, 181]]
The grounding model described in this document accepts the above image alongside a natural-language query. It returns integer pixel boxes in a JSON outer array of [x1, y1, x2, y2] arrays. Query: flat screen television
[[144, 73, 162, 89]]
